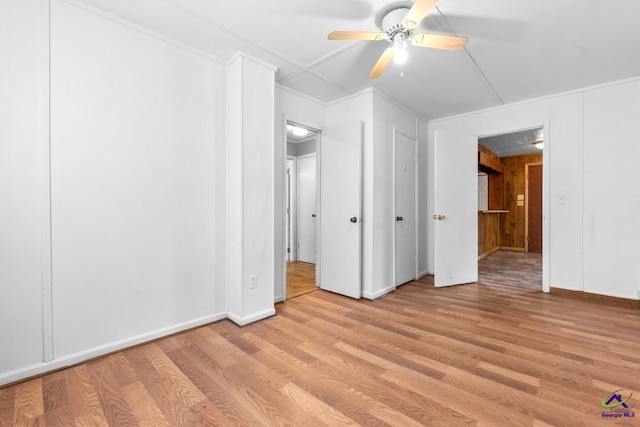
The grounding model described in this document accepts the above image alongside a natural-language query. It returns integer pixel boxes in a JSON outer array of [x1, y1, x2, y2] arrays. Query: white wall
[[582, 81, 640, 299], [227, 53, 276, 324], [274, 86, 326, 301], [426, 77, 640, 300], [0, 0, 51, 379], [1, 0, 229, 386]]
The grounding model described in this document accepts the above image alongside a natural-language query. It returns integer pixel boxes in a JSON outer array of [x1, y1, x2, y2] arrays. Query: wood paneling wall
[[500, 152, 543, 249], [478, 213, 500, 258]]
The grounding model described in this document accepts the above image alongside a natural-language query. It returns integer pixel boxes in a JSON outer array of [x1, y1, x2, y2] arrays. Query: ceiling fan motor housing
[[381, 8, 410, 36]]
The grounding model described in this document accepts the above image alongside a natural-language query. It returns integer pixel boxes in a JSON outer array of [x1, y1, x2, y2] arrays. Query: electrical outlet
[[250, 275, 257, 289]]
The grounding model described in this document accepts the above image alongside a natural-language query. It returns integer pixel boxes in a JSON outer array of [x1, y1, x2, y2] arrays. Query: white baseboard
[[362, 285, 396, 300], [227, 307, 276, 326], [0, 311, 226, 387]]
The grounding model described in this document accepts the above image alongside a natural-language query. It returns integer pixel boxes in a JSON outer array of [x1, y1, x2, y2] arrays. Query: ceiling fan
[[327, 0, 468, 78]]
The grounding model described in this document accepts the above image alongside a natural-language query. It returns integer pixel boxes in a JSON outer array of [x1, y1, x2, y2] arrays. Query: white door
[[394, 130, 417, 286], [297, 154, 316, 263], [319, 121, 362, 298], [434, 130, 478, 287], [285, 159, 293, 261]]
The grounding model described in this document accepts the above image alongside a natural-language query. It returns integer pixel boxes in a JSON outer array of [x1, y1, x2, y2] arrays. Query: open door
[[319, 121, 362, 298], [434, 130, 477, 287]]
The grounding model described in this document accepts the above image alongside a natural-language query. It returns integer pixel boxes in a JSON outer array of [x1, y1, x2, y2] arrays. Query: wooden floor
[[286, 261, 317, 299], [2, 254, 639, 426], [478, 250, 542, 290]]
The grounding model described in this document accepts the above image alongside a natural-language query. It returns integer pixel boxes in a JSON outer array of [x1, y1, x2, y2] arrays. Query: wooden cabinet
[[478, 145, 505, 210]]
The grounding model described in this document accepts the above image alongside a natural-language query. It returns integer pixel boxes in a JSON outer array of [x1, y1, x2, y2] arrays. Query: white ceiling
[[72, 0, 640, 121], [479, 127, 543, 157]]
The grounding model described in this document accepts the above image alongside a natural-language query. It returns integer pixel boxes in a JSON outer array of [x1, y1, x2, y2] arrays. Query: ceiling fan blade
[[402, 0, 438, 30], [328, 31, 387, 41], [411, 33, 468, 50], [369, 48, 396, 79]]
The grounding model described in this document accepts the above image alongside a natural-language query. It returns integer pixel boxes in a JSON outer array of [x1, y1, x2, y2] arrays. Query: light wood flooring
[[286, 261, 317, 299], [2, 253, 639, 426], [478, 250, 542, 290]]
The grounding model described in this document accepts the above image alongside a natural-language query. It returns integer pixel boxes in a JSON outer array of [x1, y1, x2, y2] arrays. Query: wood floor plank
[[12, 378, 44, 427], [120, 381, 170, 427], [64, 364, 108, 426], [85, 359, 138, 427], [1, 251, 639, 426]]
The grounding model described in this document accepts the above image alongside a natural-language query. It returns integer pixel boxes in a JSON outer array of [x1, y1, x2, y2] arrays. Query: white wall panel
[[427, 78, 640, 300], [50, 0, 223, 358], [0, 0, 50, 384], [583, 81, 640, 299], [227, 53, 276, 323]]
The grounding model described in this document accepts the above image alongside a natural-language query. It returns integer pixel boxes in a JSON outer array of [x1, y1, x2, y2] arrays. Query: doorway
[[477, 127, 544, 288], [285, 122, 319, 299]]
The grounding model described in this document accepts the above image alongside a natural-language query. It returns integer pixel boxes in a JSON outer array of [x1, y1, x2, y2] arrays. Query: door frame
[[474, 122, 550, 293], [525, 162, 542, 253], [392, 127, 419, 287], [286, 155, 297, 262], [282, 119, 322, 302]]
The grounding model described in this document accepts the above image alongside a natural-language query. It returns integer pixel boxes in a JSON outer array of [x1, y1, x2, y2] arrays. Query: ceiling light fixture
[[533, 141, 543, 149], [393, 32, 408, 65], [292, 126, 308, 137]]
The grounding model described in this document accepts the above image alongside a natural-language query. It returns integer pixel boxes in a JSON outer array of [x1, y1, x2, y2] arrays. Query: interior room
[[285, 123, 318, 299], [2, 0, 640, 425]]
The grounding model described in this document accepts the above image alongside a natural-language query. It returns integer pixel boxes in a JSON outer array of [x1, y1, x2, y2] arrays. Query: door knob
[[311, 214, 316, 218], [396, 216, 403, 221], [432, 214, 446, 220], [350, 217, 358, 223]]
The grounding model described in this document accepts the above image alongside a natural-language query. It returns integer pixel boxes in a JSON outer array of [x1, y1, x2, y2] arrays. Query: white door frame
[[392, 127, 419, 287], [286, 155, 297, 261], [476, 121, 550, 292], [282, 119, 322, 301]]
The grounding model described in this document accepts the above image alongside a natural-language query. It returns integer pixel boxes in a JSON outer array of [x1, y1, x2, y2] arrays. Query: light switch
[[517, 195, 524, 201], [517, 200, 524, 206]]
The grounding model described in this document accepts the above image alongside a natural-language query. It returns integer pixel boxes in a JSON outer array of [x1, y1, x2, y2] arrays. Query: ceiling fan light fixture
[[392, 32, 408, 64], [394, 48, 408, 65]]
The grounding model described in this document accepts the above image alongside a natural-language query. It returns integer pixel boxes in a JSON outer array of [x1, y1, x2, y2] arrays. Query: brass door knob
[[350, 217, 358, 223], [438, 214, 446, 220], [396, 216, 403, 221]]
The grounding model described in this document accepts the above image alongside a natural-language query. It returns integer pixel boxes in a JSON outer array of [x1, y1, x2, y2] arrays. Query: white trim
[[362, 285, 395, 300], [430, 76, 640, 125], [227, 308, 276, 326], [276, 84, 326, 108], [58, 0, 225, 64], [541, 121, 551, 293], [0, 312, 227, 387], [42, 0, 54, 363], [228, 51, 278, 72]]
